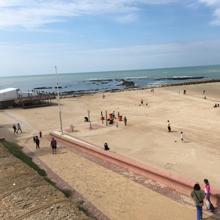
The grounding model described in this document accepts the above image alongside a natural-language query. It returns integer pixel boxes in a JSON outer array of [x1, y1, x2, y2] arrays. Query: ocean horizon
[[1, 64, 220, 94]]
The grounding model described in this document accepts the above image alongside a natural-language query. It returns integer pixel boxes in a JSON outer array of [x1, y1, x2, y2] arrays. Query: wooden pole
[[105, 110, 108, 126], [88, 110, 92, 129]]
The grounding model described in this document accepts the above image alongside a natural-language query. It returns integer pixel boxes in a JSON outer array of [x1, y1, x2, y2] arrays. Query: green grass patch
[[1, 141, 46, 176], [61, 189, 73, 198]]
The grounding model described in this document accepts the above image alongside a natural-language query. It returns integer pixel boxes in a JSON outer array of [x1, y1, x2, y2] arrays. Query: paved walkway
[[21, 136, 197, 220]]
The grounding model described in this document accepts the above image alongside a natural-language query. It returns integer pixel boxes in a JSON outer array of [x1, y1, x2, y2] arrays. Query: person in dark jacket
[[104, 142, 110, 151], [50, 138, 57, 154], [13, 124, 17, 134], [167, 120, 171, 132], [124, 116, 127, 126], [35, 136, 40, 149]]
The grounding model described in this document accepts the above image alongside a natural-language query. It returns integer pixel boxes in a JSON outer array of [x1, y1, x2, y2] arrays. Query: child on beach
[[167, 120, 171, 132], [180, 131, 184, 142], [204, 179, 215, 212], [33, 136, 36, 143], [12, 124, 16, 134], [35, 136, 40, 149], [124, 116, 127, 126]]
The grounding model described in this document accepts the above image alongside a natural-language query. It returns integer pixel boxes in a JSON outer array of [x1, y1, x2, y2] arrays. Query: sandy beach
[[2, 82, 220, 185], [1, 82, 220, 219]]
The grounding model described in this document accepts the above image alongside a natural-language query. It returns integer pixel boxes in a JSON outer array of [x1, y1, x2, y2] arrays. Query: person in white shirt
[[180, 131, 184, 142]]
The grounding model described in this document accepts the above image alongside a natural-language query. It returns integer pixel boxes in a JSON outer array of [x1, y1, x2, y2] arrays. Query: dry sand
[[2, 82, 219, 186], [0, 143, 92, 220], [0, 82, 220, 219]]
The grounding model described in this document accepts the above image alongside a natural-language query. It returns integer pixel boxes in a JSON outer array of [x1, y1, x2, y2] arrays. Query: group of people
[[191, 179, 215, 220], [33, 135, 40, 149], [33, 131, 42, 149], [139, 98, 148, 106], [12, 123, 22, 134], [167, 120, 184, 142], [100, 111, 128, 127], [32, 131, 57, 154], [213, 103, 220, 108]]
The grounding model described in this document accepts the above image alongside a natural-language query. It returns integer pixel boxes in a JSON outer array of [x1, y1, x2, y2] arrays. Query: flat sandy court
[[1, 82, 220, 189]]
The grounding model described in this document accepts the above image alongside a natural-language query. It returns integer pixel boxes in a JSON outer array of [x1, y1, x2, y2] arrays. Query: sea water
[[0, 65, 220, 93]]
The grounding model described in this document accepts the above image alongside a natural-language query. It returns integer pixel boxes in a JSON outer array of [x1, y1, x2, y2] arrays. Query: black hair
[[194, 183, 201, 191], [204, 179, 209, 184]]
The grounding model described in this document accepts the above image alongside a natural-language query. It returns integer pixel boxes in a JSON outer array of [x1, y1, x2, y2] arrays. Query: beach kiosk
[[0, 88, 19, 102], [0, 88, 19, 108]]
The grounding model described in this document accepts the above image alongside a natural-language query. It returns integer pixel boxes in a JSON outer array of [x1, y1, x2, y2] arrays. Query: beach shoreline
[[57, 79, 220, 98]]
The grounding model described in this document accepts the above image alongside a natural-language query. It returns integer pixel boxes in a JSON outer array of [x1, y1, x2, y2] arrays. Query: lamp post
[[55, 66, 64, 135], [88, 110, 92, 129]]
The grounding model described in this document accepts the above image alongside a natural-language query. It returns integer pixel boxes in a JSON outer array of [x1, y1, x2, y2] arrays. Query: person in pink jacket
[[204, 179, 215, 212]]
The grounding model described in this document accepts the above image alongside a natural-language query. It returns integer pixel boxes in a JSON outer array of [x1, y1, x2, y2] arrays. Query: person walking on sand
[[167, 120, 171, 132], [33, 136, 36, 143], [180, 131, 184, 142], [35, 136, 40, 149], [12, 124, 17, 134], [104, 142, 110, 151], [39, 131, 42, 138], [191, 183, 205, 220], [204, 179, 215, 212], [17, 123, 22, 133], [124, 116, 127, 126], [50, 137, 57, 154]]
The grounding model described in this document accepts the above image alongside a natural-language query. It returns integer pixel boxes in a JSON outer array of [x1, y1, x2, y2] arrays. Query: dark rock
[[121, 79, 135, 88]]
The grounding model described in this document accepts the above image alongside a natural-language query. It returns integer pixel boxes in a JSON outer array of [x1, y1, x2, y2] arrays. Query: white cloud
[[198, 0, 220, 25], [0, 40, 219, 75], [115, 14, 139, 24], [0, 0, 176, 29]]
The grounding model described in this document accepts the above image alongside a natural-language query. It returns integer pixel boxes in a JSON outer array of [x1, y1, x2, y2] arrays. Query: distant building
[[0, 88, 19, 102], [0, 88, 55, 109]]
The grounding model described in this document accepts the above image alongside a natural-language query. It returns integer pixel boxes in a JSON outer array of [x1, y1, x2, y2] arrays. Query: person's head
[[194, 183, 201, 191], [167, 120, 169, 122], [204, 179, 209, 185]]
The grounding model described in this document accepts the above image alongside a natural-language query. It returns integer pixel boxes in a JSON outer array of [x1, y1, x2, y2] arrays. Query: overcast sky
[[0, 0, 220, 76]]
